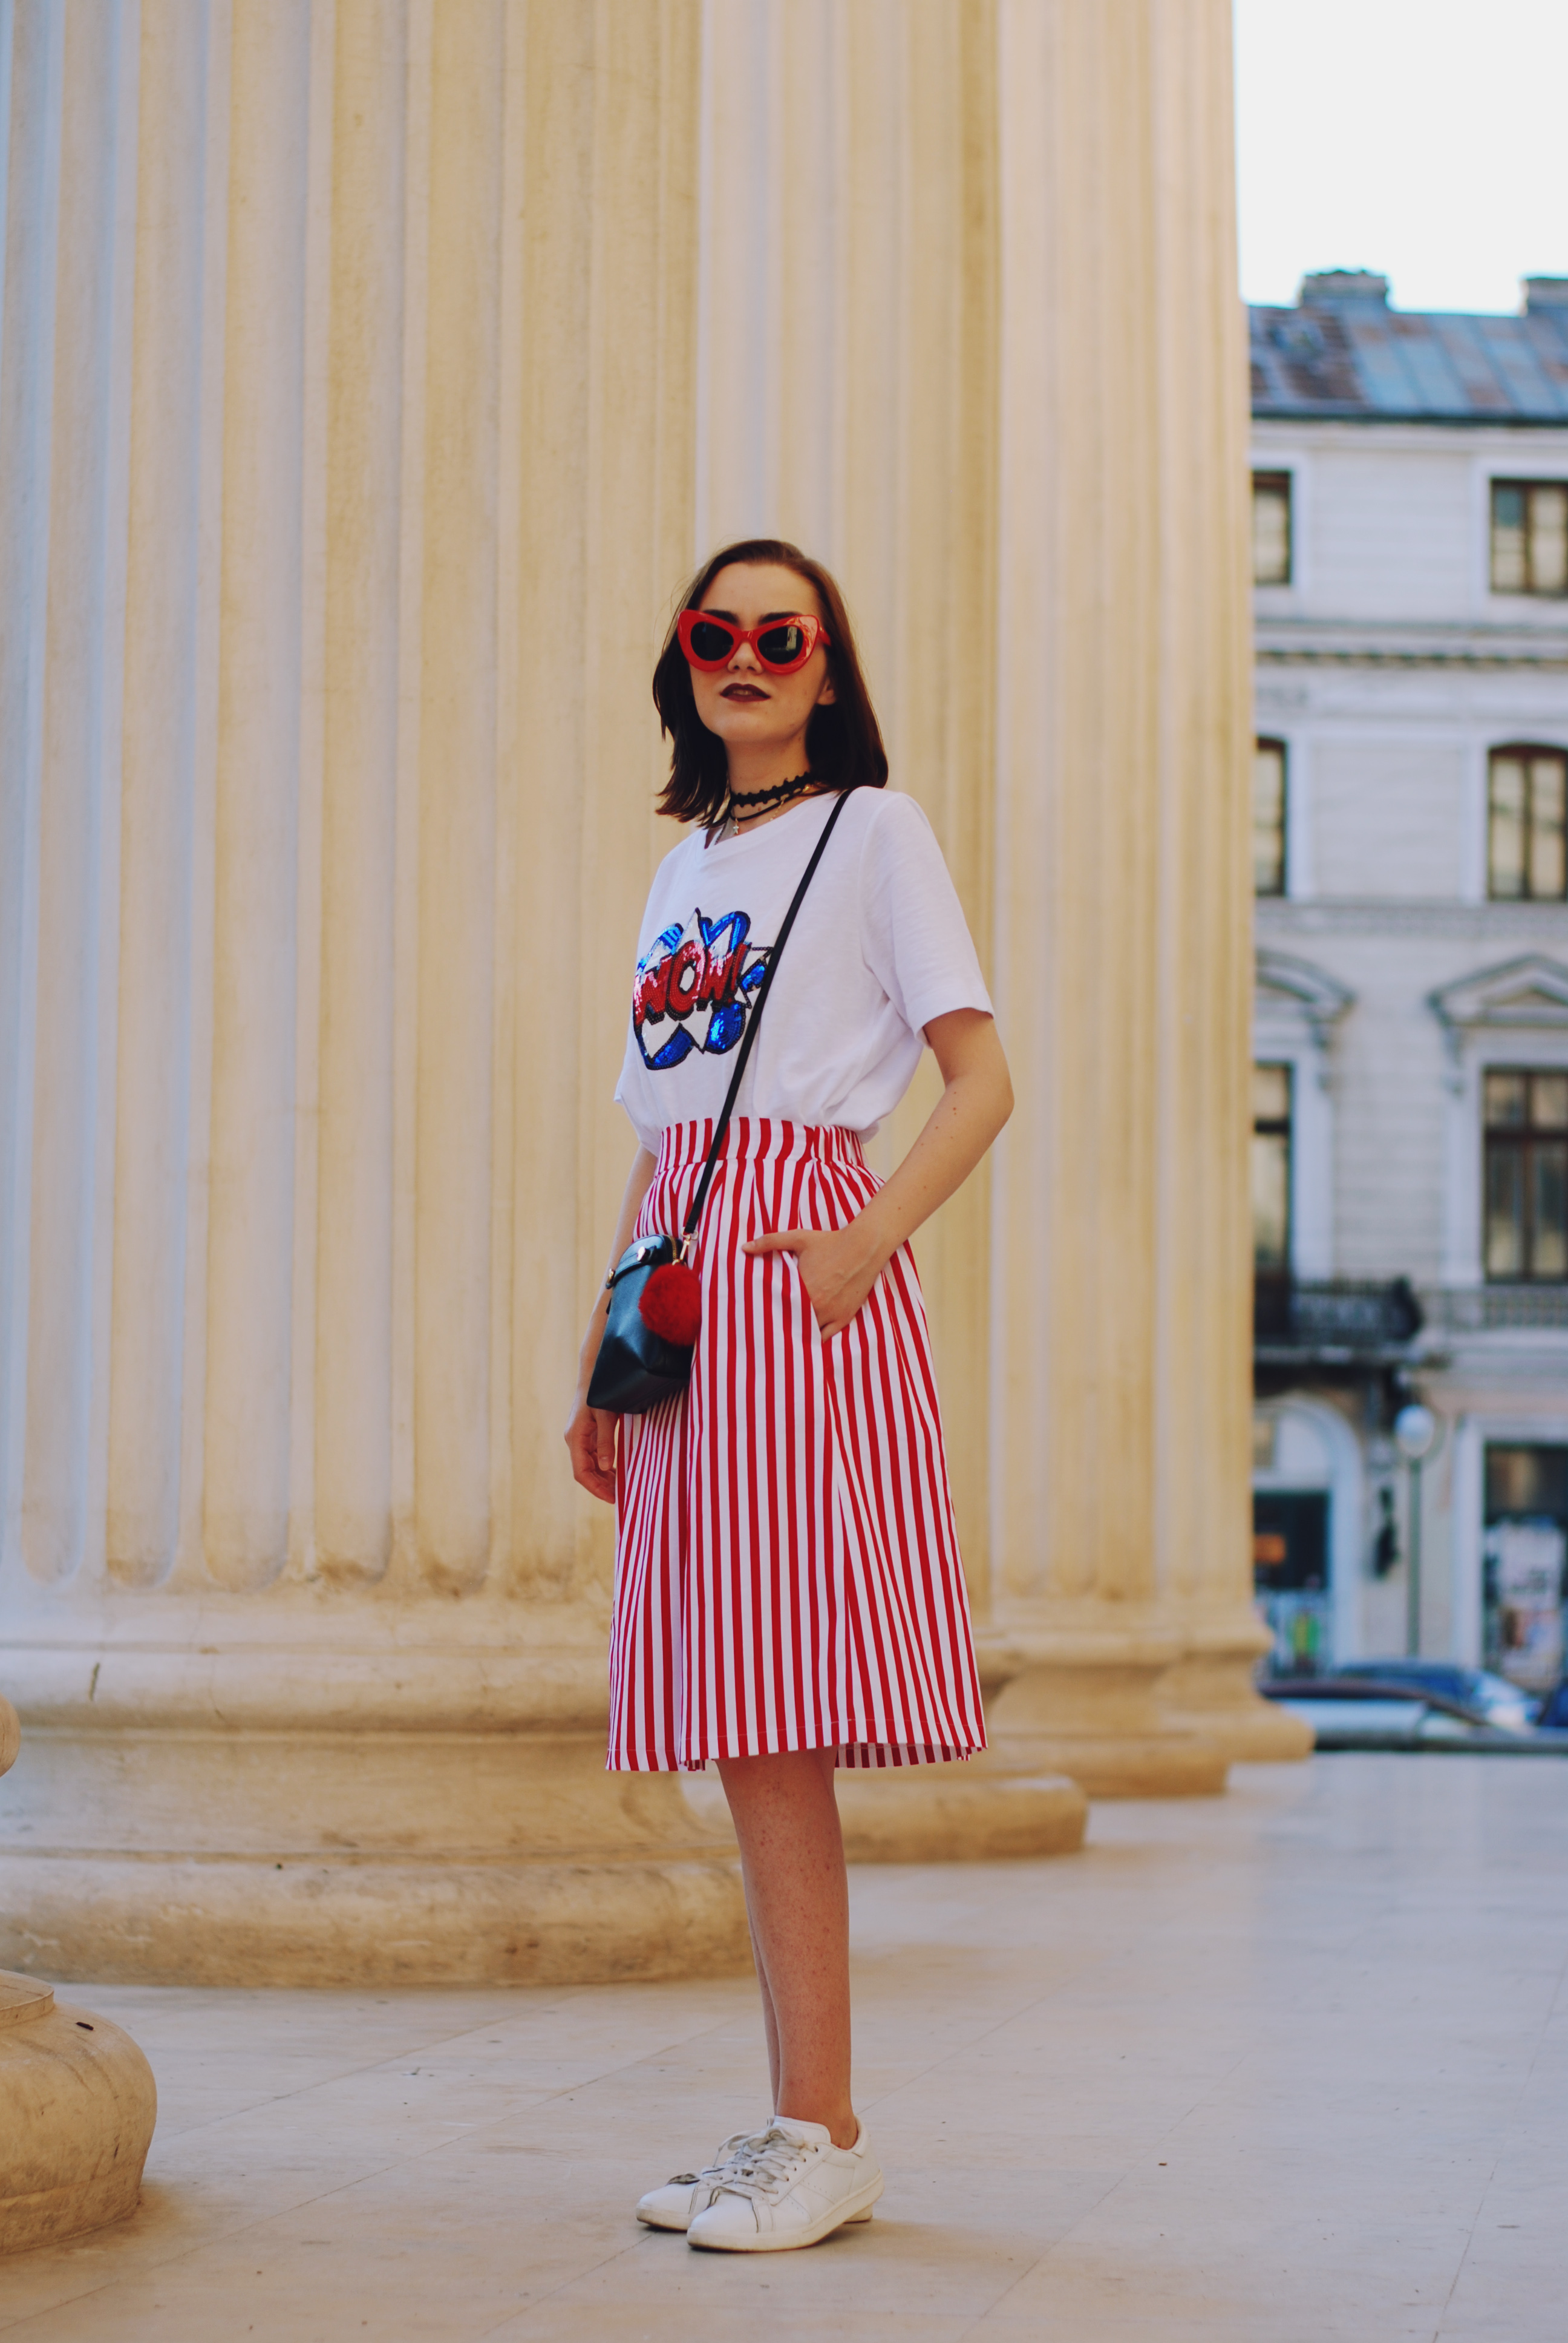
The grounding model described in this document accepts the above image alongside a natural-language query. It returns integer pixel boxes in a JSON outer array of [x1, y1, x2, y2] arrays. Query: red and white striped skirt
[[608, 1118, 987, 1772]]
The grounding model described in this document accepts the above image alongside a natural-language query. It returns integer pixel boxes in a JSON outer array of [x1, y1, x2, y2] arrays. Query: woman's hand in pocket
[[742, 1219, 890, 1339]]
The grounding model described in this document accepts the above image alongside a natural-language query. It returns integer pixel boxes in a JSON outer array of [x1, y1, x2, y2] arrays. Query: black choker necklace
[[724, 772, 818, 828]]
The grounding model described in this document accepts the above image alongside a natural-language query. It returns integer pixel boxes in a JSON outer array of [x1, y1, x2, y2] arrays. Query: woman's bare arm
[[564, 1144, 659, 1503], [743, 1007, 1012, 1337]]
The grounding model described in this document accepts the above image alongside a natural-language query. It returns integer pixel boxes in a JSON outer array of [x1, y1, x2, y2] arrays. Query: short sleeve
[[612, 1018, 662, 1153], [858, 793, 993, 1036]]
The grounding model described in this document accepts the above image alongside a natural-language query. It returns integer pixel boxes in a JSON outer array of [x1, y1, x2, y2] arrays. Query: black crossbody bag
[[587, 788, 853, 1415]]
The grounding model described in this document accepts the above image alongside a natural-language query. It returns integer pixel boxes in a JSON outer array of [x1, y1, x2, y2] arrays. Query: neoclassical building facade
[[1249, 270, 1568, 1685], [0, 0, 1296, 1986]]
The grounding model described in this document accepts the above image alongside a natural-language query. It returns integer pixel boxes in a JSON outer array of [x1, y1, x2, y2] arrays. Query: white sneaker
[[685, 2116, 883, 2252], [636, 2129, 774, 2232]]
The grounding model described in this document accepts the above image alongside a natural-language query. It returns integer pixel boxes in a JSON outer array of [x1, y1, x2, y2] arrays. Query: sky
[[1234, 0, 1568, 316]]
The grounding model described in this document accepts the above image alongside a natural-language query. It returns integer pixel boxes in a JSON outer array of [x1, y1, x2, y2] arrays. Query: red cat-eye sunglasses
[[676, 608, 831, 677]]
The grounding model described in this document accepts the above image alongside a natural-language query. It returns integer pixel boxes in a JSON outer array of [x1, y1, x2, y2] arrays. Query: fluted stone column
[[0, 0, 751, 1985], [981, 0, 1305, 1786], [695, 0, 1305, 1794]]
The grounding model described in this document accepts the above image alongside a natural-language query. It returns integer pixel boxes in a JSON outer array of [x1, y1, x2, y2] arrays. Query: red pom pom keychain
[[638, 1260, 703, 1346]]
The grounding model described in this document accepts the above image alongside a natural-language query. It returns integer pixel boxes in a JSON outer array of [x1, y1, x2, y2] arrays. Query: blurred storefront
[[1483, 1444, 1568, 1691]]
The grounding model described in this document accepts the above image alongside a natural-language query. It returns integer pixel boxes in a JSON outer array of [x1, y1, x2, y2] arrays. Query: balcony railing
[[1254, 1275, 1423, 1358], [1255, 1276, 1568, 1358], [1418, 1284, 1568, 1333]]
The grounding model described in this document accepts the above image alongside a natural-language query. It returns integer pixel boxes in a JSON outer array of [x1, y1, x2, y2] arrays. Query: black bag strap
[[680, 787, 854, 1248]]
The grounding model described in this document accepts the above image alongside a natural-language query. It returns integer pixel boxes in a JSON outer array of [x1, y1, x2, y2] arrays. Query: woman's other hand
[[564, 1398, 619, 1503], [743, 1221, 889, 1340], [567, 1144, 658, 1505]]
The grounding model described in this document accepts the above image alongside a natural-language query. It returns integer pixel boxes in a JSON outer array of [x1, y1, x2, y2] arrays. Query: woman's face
[[687, 562, 836, 763]]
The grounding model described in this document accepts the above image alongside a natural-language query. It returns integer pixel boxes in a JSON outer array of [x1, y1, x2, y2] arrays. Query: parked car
[[1259, 1673, 1568, 1754], [1537, 1681, 1568, 1731], [1335, 1660, 1539, 1732]]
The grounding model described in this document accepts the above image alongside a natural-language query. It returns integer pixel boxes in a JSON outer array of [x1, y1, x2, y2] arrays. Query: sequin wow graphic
[[632, 909, 768, 1070]]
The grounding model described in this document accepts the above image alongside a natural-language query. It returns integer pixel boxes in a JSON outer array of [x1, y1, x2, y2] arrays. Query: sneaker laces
[[708, 2122, 824, 2204], [664, 2128, 775, 2187]]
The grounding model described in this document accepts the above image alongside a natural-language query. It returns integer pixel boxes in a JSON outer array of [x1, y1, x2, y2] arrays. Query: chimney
[[1298, 270, 1390, 312], [1523, 277, 1568, 315]]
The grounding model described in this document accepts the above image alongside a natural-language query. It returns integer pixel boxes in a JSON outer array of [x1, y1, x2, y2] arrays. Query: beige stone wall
[[0, 0, 1295, 1988], [986, 0, 1282, 1765]]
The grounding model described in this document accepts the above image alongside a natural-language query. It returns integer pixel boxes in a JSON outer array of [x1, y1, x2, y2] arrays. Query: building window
[[1489, 746, 1567, 899], [1252, 472, 1292, 586], [1253, 1063, 1293, 1271], [1491, 480, 1568, 595], [1254, 739, 1287, 894], [1484, 1069, 1568, 1282]]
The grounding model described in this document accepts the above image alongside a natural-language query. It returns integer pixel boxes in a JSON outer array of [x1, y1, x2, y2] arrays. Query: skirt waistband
[[653, 1118, 867, 1175]]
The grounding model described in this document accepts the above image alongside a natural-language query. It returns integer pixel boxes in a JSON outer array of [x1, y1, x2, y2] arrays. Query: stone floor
[[1, 1756, 1564, 2342]]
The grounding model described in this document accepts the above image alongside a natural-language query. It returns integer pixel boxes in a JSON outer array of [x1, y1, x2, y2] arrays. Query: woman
[[564, 538, 1012, 2253]]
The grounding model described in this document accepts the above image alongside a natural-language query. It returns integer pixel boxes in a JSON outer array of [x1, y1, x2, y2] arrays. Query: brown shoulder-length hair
[[652, 538, 888, 824]]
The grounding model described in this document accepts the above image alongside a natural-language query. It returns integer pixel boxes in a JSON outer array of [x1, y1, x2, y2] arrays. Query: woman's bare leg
[[716, 1746, 855, 2147]]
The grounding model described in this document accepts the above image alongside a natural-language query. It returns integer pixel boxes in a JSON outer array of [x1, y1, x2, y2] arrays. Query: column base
[[0, 1851, 751, 1989], [683, 1763, 1088, 1863], [835, 1765, 1088, 1861], [1158, 1622, 1313, 1765], [984, 1655, 1229, 1797], [0, 1642, 753, 1988], [0, 1973, 157, 2253]]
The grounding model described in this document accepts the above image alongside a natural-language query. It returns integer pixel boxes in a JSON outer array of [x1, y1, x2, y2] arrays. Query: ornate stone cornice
[[1256, 948, 1356, 1052], [1428, 952, 1568, 1033], [1427, 952, 1568, 1089], [1259, 899, 1568, 940]]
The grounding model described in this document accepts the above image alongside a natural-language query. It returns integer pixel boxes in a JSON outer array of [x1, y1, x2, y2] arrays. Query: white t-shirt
[[613, 787, 993, 1151]]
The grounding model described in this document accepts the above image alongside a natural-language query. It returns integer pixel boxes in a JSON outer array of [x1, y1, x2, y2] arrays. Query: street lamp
[[1393, 1403, 1445, 1659]]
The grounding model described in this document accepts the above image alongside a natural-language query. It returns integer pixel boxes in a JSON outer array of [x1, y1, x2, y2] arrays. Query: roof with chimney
[[1250, 274, 1568, 424]]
